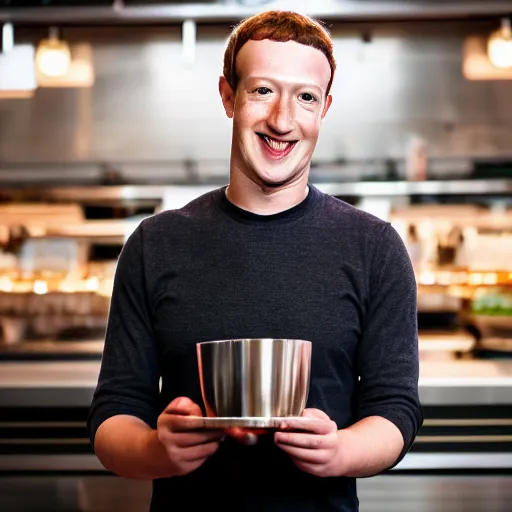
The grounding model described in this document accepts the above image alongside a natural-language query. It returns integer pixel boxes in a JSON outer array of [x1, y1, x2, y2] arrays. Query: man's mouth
[[257, 133, 297, 159]]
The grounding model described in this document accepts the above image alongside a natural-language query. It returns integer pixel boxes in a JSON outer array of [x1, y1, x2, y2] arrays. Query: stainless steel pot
[[196, 338, 312, 419]]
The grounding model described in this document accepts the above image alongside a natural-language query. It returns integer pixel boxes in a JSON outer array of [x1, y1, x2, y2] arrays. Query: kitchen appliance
[[196, 338, 312, 428]]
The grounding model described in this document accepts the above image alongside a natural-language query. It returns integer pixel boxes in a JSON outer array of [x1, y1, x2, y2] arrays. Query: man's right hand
[[156, 397, 225, 477]]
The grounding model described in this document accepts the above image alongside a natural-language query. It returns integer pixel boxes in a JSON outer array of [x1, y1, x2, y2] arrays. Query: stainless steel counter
[[2, 474, 511, 512], [1, 358, 512, 407], [1, 357, 512, 474]]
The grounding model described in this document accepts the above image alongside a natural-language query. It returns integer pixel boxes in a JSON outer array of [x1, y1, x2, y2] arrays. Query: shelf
[[1, 1, 511, 25], [316, 179, 512, 197], [417, 270, 512, 288], [1, 179, 511, 204], [0, 219, 132, 243]]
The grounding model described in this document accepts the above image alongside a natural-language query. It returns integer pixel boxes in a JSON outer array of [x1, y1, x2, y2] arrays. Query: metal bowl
[[196, 338, 312, 420]]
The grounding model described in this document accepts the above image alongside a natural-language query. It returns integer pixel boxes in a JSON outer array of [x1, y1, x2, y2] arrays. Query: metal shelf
[[315, 179, 512, 197], [1, 179, 511, 204], [1, 1, 512, 24]]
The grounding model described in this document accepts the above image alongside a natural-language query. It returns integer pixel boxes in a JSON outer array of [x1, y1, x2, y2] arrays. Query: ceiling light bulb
[[36, 31, 71, 77], [488, 18, 512, 70]]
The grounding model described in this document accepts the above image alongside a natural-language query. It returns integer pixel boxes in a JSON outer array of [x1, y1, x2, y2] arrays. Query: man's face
[[220, 39, 332, 189]]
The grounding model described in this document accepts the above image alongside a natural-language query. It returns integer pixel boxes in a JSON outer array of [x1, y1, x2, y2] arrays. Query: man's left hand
[[274, 408, 344, 478]]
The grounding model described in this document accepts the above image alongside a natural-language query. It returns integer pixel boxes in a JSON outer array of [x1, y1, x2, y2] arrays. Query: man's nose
[[267, 96, 294, 135]]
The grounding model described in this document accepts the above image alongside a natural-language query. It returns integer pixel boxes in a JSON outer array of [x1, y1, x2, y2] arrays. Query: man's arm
[[87, 223, 233, 479], [356, 222, 423, 466], [275, 222, 423, 478], [93, 397, 224, 480], [336, 416, 404, 477], [275, 411, 405, 478], [93, 415, 174, 480], [87, 223, 162, 475]]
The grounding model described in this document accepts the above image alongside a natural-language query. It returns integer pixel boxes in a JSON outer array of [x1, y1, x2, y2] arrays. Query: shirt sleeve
[[356, 222, 424, 466], [87, 221, 160, 447]]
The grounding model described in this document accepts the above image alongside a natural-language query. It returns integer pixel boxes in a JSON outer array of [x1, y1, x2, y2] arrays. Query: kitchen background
[[1, 17, 512, 173], [0, 1, 512, 511]]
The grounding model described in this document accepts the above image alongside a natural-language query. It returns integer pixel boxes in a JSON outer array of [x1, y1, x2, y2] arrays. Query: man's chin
[[254, 170, 303, 190]]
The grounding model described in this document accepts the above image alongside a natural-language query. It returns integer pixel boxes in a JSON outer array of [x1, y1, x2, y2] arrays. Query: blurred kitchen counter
[[0, 349, 511, 407], [0, 329, 477, 361], [0, 339, 104, 361]]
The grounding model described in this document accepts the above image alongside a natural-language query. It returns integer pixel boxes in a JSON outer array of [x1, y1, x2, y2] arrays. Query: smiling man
[[221, 35, 332, 205], [88, 10, 423, 512]]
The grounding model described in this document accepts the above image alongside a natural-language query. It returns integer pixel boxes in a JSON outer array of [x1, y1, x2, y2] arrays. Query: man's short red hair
[[223, 10, 336, 96]]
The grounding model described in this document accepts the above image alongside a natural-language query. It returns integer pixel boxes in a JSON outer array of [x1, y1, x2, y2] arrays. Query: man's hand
[[156, 397, 225, 476], [274, 408, 345, 478]]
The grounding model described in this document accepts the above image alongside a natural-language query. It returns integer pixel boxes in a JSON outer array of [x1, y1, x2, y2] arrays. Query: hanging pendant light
[[0, 22, 36, 99], [35, 27, 71, 78], [488, 18, 512, 70], [2, 22, 13, 54]]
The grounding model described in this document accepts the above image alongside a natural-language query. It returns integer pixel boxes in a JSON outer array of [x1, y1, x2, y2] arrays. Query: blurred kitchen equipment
[[437, 224, 462, 267], [0, 203, 121, 345], [196, 338, 312, 428], [466, 287, 512, 355], [0, 203, 88, 276], [0, 316, 27, 346], [405, 134, 428, 181]]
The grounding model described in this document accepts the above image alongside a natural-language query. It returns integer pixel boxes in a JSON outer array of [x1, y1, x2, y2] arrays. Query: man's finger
[[169, 415, 219, 433], [275, 443, 326, 464], [165, 397, 203, 417], [274, 431, 326, 449], [174, 430, 225, 447], [181, 440, 221, 462], [279, 417, 333, 435], [302, 408, 331, 421]]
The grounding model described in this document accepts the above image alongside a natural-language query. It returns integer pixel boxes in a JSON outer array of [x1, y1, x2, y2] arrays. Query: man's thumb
[[166, 397, 203, 416], [302, 408, 330, 420]]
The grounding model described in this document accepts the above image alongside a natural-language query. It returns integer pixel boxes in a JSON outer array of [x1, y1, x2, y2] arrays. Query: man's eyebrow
[[245, 75, 324, 91]]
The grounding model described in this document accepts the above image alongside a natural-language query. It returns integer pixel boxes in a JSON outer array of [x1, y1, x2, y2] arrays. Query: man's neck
[[226, 172, 310, 215]]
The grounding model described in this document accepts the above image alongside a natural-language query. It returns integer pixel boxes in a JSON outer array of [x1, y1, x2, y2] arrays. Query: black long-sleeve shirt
[[88, 184, 423, 511]]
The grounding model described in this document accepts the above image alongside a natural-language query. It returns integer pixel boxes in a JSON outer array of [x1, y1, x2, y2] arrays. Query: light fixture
[[37, 42, 95, 88], [488, 18, 512, 70], [2, 22, 14, 54], [1, 22, 36, 99], [0, 44, 37, 99], [35, 27, 71, 78], [182, 19, 196, 66]]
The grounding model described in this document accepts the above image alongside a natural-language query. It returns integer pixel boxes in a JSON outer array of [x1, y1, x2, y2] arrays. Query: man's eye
[[255, 87, 272, 95], [300, 93, 316, 102]]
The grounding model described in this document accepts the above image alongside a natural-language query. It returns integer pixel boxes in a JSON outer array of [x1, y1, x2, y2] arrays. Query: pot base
[[196, 416, 313, 429]]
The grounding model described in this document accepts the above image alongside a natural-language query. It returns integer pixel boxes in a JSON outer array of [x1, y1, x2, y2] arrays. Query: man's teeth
[[264, 135, 291, 152]]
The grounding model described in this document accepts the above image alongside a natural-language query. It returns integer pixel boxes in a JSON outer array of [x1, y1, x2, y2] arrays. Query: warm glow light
[[488, 18, 512, 70], [35, 29, 71, 78], [437, 272, 452, 286], [419, 271, 436, 286], [482, 273, 498, 285], [0, 276, 13, 292], [33, 280, 48, 295], [58, 280, 76, 293], [468, 273, 484, 286], [453, 272, 468, 285], [84, 276, 100, 292]]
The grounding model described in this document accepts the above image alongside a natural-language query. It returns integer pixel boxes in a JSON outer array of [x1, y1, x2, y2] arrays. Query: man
[[88, 10, 423, 511]]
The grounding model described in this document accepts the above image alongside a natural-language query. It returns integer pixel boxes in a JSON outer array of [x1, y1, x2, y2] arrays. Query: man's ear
[[219, 76, 235, 119], [322, 94, 332, 119]]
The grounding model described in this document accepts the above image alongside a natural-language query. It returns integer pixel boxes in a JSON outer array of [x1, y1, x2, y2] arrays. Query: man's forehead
[[236, 39, 331, 90]]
